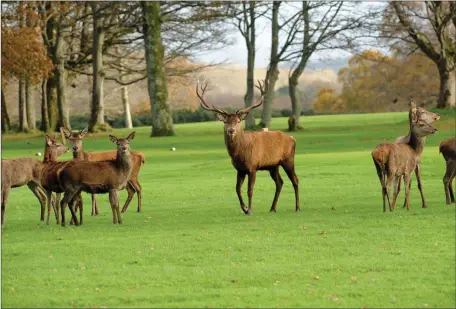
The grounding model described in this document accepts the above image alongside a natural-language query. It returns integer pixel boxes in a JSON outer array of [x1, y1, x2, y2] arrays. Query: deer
[[439, 137, 456, 205], [57, 132, 136, 226], [394, 99, 440, 208], [372, 119, 437, 212], [61, 127, 145, 215], [2, 158, 49, 225], [39, 135, 83, 225], [195, 79, 299, 215]]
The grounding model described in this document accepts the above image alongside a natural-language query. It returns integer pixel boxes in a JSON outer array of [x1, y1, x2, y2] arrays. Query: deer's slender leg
[[385, 173, 393, 212], [443, 160, 455, 204], [54, 193, 61, 224], [404, 175, 412, 211], [1, 187, 10, 225], [373, 160, 386, 212], [414, 164, 427, 208], [109, 190, 121, 224], [134, 181, 142, 213], [45, 190, 53, 225], [391, 175, 401, 210], [27, 182, 47, 221], [246, 171, 256, 216], [91, 194, 99, 216], [281, 159, 300, 212], [269, 167, 283, 212], [60, 189, 79, 227], [121, 182, 136, 213], [450, 171, 455, 203], [236, 171, 248, 214]]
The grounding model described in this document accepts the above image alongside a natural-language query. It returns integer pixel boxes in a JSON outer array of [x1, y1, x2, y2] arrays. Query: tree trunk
[[89, 4, 107, 132], [25, 80, 36, 130], [41, 79, 50, 132], [122, 85, 133, 129], [18, 80, 28, 131], [288, 79, 301, 131], [449, 69, 455, 108], [56, 56, 71, 130], [259, 1, 280, 128], [243, 2, 256, 129], [142, 2, 175, 137], [437, 64, 451, 109], [1, 88, 11, 132], [46, 76, 58, 131]]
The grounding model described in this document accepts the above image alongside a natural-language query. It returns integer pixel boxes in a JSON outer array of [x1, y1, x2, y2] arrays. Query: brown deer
[[372, 120, 437, 212], [58, 132, 135, 226], [39, 135, 83, 225], [439, 137, 456, 204], [394, 99, 440, 208], [61, 127, 144, 214], [195, 80, 299, 215], [2, 158, 49, 225]]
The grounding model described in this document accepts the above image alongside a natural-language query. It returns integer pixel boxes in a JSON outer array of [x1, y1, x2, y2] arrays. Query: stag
[[196, 79, 300, 215]]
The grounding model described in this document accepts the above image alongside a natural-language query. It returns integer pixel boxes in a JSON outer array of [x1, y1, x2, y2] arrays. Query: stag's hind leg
[[281, 159, 300, 212], [443, 160, 456, 204], [236, 171, 248, 214], [1, 187, 10, 225], [269, 167, 283, 212], [27, 181, 46, 221], [91, 194, 99, 216], [391, 175, 401, 210], [60, 189, 79, 227], [109, 190, 122, 224], [415, 164, 427, 208], [403, 175, 412, 210]]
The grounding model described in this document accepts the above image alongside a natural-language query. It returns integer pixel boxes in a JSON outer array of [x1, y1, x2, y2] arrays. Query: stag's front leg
[[91, 194, 99, 216], [236, 171, 248, 214], [246, 171, 256, 216], [415, 164, 427, 208]]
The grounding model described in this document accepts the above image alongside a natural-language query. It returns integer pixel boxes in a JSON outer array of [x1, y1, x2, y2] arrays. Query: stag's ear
[[126, 131, 136, 141], [216, 113, 226, 122], [60, 127, 71, 138], [45, 134, 53, 146], [109, 135, 118, 144], [239, 113, 248, 121], [80, 127, 89, 137]]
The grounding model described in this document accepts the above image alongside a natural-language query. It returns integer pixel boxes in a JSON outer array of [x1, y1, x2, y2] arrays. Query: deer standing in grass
[[40, 135, 83, 225], [196, 80, 300, 215], [372, 120, 437, 212], [61, 127, 144, 215], [58, 132, 135, 226], [439, 137, 456, 204], [394, 99, 440, 208]]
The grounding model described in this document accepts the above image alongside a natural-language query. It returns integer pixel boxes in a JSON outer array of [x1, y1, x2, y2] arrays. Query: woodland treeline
[[1, 1, 455, 135]]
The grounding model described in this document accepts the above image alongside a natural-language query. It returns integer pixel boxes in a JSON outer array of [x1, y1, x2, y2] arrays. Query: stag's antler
[[196, 79, 228, 115], [237, 79, 268, 115]]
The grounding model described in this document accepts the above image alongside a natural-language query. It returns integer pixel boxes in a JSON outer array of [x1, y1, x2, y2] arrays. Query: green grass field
[[1, 111, 455, 308]]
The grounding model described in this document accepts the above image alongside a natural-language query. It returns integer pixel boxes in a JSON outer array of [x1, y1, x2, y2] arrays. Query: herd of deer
[[1, 80, 455, 227]]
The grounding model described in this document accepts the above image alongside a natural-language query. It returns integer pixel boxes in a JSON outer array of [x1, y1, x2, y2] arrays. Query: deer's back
[[394, 135, 410, 144], [372, 143, 417, 176], [1, 158, 42, 188], [59, 160, 131, 194], [440, 137, 456, 161]]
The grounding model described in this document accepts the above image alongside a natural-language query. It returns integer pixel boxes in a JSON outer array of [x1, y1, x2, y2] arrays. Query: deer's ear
[[80, 127, 89, 137], [239, 113, 248, 121], [61, 127, 71, 138], [216, 113, 226, 122], [126, 131, 136, 141], [45, 134, 53, 146], [109, 135, 118, 144]]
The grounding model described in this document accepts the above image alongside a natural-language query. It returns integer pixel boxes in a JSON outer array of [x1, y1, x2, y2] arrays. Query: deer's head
[[411, 119, 438, 138], [109, 132, 135, 154], [44, 134, 69, 159], [409, 99, 440, 124], [195, 79, 268, 140], [61, 127, 88, 152]]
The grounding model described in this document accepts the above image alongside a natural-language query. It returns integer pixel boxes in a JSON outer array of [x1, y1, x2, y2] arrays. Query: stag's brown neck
[[116, 149, 132, 174], [407, 131, 426, 157], [72, 149, 86, 161], [43, 145, 58, 163], [224, 130, 248, 158]]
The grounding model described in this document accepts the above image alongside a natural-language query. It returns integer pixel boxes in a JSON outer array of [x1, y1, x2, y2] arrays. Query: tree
[[142, 2, 175, 136], [386, 2, 456, 108], [312, 88, 346, 113]]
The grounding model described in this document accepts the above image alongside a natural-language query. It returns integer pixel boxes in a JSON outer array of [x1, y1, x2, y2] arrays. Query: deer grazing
[[394, 99, 440, 208], [39, 135, 83, 225], [439, 137, 456, 205], [372, 120, 437, 212], [196, 80, 299, 215], [2, 158, 49, 225], [58, 132, 136, 226], [61, 127, 145, 214]]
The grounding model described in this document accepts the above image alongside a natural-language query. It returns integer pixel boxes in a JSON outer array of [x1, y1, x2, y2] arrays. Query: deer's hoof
[[269, 209, 276, 213], [422, 204, 427, 208], [296, 208, 301, 212]]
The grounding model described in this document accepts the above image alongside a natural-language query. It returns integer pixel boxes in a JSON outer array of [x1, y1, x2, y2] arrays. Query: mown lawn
[[1, 111, 455, 308]]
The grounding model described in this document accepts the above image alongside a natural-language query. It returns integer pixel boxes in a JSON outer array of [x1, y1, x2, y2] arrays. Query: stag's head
[[409, 98, 440, 124], [196, 79, 267, 140], [45, 134, 70, 158], [61, 127, 88, 152], [411, 119, 438, 138], [109, 132, 135, 154]]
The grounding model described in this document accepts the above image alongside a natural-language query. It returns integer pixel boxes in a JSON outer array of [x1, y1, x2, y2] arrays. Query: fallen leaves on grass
[[314, 275, 320, 280], [300, 226, 308, 230], [231, 280, 238, 283], [320, 231, 327, 235], [350, 276, 357, 281], [328, 295, 340, 302]]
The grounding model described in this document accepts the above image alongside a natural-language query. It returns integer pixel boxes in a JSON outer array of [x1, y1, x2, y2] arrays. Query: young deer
[[439, 137, 456, 204], [58, 132, 135, 226], [372, 120, 437, 212], [40, 135, 83, 225], [394, 99, 440, 208], [196, 80, 299, 215], [61, 127, 144, 215], [2, 158, 48, 225]]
